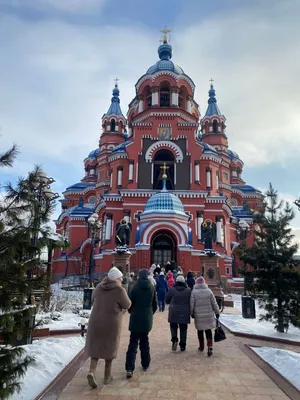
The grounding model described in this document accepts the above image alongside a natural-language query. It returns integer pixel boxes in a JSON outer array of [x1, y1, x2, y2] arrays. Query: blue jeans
[[158, 298, 165, 312]]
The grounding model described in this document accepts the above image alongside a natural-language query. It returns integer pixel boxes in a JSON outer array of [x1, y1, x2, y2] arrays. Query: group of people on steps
[[85, 265, 220, 388]]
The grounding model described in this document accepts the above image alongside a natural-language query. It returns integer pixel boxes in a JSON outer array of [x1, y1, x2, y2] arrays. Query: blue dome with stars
[[143, 171, 185, 216]]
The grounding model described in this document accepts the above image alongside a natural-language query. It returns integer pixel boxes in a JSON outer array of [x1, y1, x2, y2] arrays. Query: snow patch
[[11, 336, 85, 400], [252, 347, 300, 390]]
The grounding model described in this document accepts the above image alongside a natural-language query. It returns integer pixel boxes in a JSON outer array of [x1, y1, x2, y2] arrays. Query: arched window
[[212, 120, 218, 133], [111, 119, 116, 132], [153, 149, 175, 190], [160, 85, 170, 107]]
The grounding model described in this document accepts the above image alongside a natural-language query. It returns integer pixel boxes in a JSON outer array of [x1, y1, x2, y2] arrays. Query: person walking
[[190, 276, 220, 357], [186, 271, 195, 290], [148, 271, 157, 287], [85, 267, 131, 388], [125, 269, 157, 378], [167, 271, 175, 288], [166, 275, 191, 351], [156, 272, 168, 312]]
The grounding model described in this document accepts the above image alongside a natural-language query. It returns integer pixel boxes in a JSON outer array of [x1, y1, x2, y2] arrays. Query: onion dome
[[143, 165, 185, 216], [146, 41, 185, 75], [103, 83, 125, 118], [226, 149, 240, 160], [204, 84, 222, 117]]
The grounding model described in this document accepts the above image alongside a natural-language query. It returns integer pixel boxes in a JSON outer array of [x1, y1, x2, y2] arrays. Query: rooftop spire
[[158, 26, 172, 61], [160, 163, 169, 191], [104, 79, 124, 118], [204, 79, 222, 117]]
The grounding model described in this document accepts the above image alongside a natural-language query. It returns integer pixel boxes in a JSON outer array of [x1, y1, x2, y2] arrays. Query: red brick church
[[52, 28, 263, 281]]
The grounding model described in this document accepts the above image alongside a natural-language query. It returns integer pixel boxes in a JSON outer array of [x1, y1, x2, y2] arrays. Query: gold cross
[[160, 162, 169, 179], [114, 77, 119, 86], [209, 78, 214, 85], [160, 25, 171, 43]]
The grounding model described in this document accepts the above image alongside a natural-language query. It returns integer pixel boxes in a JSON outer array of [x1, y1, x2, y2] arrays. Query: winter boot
[[87, 372, 97, 388], [171, 338, 178, 352], [207, 339, 213, 357], [104, 360, 113, 385], [179, 342, 186, 352], [126, 370, 133, 379], [198, 338, 204, 352]]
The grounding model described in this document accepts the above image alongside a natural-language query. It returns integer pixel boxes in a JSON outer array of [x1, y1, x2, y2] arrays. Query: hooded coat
[[156, 275, 168, 301], [166, 282, 191, 324], [186, 272, 195, 290], [85, 277, 131, 360], [190, 282, 220, 331], [128, 278, 157, 332], [167, 272, 175, 288]]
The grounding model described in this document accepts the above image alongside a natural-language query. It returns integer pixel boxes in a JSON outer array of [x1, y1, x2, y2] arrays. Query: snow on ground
[[11, 336, 85, 400], [221, 293, 300, 342], [37, 312, 90, 330], [252, 347, 300, 390]]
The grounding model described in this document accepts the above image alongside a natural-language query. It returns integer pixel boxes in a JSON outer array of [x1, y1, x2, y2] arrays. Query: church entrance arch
[[151, 230, 177, 266], [153, 149, 175, 190]]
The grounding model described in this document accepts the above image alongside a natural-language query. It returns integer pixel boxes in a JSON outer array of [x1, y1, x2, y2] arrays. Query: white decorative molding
[[136, 71, 195, 93], [80, 238, 92, 253], [134, 111, 195, 124], [222, 204, 232, 217], [107, 153, 128, 162], [145, 141, 184, 163], [142, 221, 187, 245], [57, 212, 70, 224]]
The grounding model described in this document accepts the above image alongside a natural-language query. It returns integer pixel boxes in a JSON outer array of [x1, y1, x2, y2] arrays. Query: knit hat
[[108, 267, 123, 280], [139, 269, 149, 279], [176, 275, 185, 283], [196, 276, 205, 284], [159, 271, 165, 276]]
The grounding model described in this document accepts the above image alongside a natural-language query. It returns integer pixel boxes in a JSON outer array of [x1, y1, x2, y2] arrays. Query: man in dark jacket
[[186, 271, 195, 290], [156, 272, 168, 312], [166, 275, 191, 352], [125, 269, 157, 378]]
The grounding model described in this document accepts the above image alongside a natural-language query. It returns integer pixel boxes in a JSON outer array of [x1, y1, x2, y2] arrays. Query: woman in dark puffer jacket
[[166, 275, 191, 352]]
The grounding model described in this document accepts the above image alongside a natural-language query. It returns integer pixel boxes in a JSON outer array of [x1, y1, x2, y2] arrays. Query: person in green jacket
[[125, 269, 157, 378]]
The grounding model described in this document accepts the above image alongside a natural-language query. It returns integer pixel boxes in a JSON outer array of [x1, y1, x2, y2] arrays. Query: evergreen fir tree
[[239, 183, 300, 333], [0, 155, 55, 398]]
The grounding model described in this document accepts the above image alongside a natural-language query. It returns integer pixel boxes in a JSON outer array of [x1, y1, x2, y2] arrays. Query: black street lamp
[[28, 171, 59, 279], [237, 219, 250, 295], [87, 213, 102, 285], [294, 198, 300, 211]]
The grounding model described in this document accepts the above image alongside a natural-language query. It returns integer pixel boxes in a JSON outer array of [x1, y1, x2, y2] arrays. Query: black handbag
[[214, 320, 226, 342]]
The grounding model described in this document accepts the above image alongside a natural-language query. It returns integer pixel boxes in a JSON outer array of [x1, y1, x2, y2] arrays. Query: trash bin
[[83, 288, 94, 310], [12, 314, 36, 346], [242, 295, 256, 319]]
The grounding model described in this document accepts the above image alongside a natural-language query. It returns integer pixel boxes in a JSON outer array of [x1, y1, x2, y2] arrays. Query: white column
[[197, 212, 203, 241], [187, 97, 192, 113], [138, 96, 144, 113], [129, 162, 134, 182], [85, 170, 88, 176], [115, 123, 119, 132], [110, 171, 113, 187], [151, 163, 154, 184], [107, 124, 111, 132], [216, 171, 219, 190], [151, 89, 159, 106], [195, 162, 200, 182], [232, 170, 237, 177], [105, 216, 112, 241], [117, 168, 123, 187], [216, 217, 222, 244], [206, 169, 211, 188], [171, 91, 178, 106], [90, 168, 95, 175], [128, 127, 132, 137]]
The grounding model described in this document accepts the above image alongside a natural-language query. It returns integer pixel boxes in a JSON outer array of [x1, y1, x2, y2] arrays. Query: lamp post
[[237, 219, 250, 295], [29, 171, 59, 280], [294, 198, 300, 211], [87, 213, 102, 285]]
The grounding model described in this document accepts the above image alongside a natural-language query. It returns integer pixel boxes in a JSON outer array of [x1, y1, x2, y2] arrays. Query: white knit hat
[[176, 275, 185, 283], [108, 267, 123, 280]]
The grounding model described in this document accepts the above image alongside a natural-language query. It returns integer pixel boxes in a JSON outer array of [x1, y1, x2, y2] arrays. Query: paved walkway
[[58, 310, 290, 400]]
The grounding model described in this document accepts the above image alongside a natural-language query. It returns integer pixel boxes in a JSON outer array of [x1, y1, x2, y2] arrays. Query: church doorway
[[153, 149, 175, 190], [151, 231, 176, 266]]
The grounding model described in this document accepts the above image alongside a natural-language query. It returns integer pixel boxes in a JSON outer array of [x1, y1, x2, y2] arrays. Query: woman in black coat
[[165, 275, 191, 352], [186, 271, 195, 290]]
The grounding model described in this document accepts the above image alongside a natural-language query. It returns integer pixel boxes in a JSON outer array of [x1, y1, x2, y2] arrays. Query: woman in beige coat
[[85, 267, 131, 388], [190, 276, 220, 357]]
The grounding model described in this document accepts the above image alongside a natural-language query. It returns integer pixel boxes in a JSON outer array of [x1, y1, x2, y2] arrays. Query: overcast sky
[[0, 0, 300, 247]]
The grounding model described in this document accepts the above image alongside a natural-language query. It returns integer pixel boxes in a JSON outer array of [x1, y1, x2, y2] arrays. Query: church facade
[[52, 31, 263, 281]]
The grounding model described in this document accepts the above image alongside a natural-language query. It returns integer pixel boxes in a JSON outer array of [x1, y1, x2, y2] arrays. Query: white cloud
[[0, 0, 106, 13]]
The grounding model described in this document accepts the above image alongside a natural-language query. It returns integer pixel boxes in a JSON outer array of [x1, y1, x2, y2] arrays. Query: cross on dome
[[160, 162, 169, 179], [209, 78, 214, 86], [114, 77, 119, 86], [160, 26, 171, 44]]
